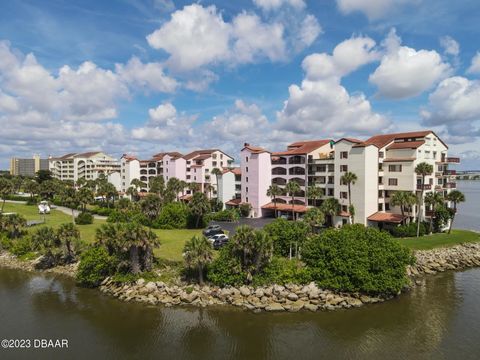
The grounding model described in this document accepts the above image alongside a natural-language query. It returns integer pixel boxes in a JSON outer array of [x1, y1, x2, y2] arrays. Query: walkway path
[[4, 200, 107, 220]]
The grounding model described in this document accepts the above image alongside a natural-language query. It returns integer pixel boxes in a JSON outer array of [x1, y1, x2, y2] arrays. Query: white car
[[38, 201, 51, 214], [208, 234, 229, 244]]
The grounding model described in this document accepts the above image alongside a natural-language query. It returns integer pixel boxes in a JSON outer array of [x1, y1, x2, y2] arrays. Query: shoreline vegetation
[[0, 176, 477, 312], [1, 242, 480, 312]]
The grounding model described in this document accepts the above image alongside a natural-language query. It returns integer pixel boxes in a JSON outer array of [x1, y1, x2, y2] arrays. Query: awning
[[225, 198, 242, 206], [367, 212, 406, 223], [261, 202, 308, 213]]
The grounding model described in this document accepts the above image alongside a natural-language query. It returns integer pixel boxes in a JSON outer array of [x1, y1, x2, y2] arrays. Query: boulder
[[265, 303, 284, 312], [239, 286, 251, 297], [287, 293, 299, 301], [304, 303, 318, 312], [145, 282, 157, 293], [136, 278, 145, 286], [180, 291, 199, 303], [255, 288, 265, 298]]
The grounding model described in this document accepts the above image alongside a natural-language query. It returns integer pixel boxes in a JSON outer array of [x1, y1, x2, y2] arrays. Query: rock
[[145, 282, 157, 293], [327, 295, 344, 306], [288, 300, 305, 312], [180, 291, 199, 303], [304, 303, 318, 312], [287, 293, 299, 301], [255, 288, 265, 298], [273, 285, 285, 295], [136, 278, 145, 286], [239, 286, 251, 297], [265, 303, 284, 312], [346, 298, 363, 307]]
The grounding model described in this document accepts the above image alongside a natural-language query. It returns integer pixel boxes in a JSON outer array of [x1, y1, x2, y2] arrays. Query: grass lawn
[[398, 229, 480, 250], [2, 202, 201, 262]]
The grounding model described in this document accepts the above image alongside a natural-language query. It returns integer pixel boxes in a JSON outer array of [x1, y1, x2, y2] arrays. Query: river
[[0, 181, 479, 360]]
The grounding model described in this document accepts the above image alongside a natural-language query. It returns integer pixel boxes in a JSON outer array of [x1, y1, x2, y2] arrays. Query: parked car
[[203, 225, 224, 237], [212, 235, 229, 250], [208, 233, 228, 244]]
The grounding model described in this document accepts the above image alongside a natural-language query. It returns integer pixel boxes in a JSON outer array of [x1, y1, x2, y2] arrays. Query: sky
[[0, 0, 479, 170]]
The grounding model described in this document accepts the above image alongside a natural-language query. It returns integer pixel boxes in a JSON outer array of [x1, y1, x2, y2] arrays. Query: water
[[0, 181, 479, 359], [454, 181, 480, 231], [1, 268, 480, 359]]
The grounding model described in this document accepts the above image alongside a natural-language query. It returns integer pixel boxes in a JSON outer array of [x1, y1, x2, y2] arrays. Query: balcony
[[417, 184, 432, 190], [446, 157, 460, 163], [444, 170, 457, 176], [445, 182, 457, 189]]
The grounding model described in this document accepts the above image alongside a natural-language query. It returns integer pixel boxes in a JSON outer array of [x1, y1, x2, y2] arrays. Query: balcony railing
[[445, 182, 457, 189], [444, 170, 457, 175], [446, 157, 460, 163], [417, 184, 432, 190]]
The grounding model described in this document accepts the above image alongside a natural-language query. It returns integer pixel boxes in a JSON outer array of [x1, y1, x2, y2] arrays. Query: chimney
[[244, 143, 250, 147]]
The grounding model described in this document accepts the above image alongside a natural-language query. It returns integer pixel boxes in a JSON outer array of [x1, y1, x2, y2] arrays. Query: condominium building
[[49, 152, 120, 183], [120, 149, 234, 196], [239, 130, 459, 228], [218, 168, 242, 209], [10, 154, 49, 177]]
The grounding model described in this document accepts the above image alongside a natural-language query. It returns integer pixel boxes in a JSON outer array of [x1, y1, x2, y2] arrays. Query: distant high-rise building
[[10, 154, 49, 177]]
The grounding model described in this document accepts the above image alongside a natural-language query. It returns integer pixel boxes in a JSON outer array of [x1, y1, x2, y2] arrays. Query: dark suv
[[203, 225, 224, 237]]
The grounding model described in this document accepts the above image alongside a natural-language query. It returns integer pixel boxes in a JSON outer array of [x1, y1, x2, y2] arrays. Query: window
[[220, 154, 223, 159], [388, 165, 402, 172], [213, 161, 217, 167], [342, 205, 348, 212], [378, 190, 383, 197], [328, 176, 334, 184], [340, 165, 348, 172], [246, 167, 248, 172], [317, 165, 326, 172], [378, 163, 383, 171], [340, 151, 348, 159], [246, 187, 248, 193], [328, 164, 334, 172], [246, 197, 249, 203], [246, 177, 248, 183], [246, 156, 249, 162], [378, 203, 383, 211], [340, 191, 348, 199], [327, 188, 334, 196], [385, 203, 390, 211], [340, 178, 347, 185], [379, 151, 384, 159], [388, 178, 398, 186]]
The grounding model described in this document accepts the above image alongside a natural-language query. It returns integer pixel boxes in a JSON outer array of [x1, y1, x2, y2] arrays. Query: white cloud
[[232, 12, 286, 63], [467, 52, 480, 74], [253, 0, 305, 11], [146, 4, 231, 72], [146, 3, 320, 72], [115, 56, 178, 93], [336, 0, 419, 20], [369, 29, 451, 99], [421, 76, 480, 137], [302, 36, 379, 81], [440, 36, 460, 57], [276, 36, 389, 136], [132, 103, 196, 142]]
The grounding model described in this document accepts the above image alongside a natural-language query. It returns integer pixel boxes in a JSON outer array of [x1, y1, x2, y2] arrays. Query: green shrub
[[264, 218, 310, 257], [302, 224, 414, 296], [76, 247, 117, 287], [90, 206, 114, 217], [209, 198, 223, 213], [154, 202, 188, 229], [205, 209, 240, 222], [0, 234, 11, 250], [207, 244, 245, 286], [239, 203, 251, 217], [390, 222, 427, 237], [433, 207, 453, 233], [252, 257, 312, 286], [75, 211, 94, 225], [10, 237, 33, 257], [107, 209, 147, 224]]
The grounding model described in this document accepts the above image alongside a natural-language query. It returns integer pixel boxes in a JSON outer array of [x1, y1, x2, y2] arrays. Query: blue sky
[[0, 0, 479, 169]]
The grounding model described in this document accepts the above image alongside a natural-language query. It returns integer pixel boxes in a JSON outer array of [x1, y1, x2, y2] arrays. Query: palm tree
[[188, 182, 200, 194], [1, 213, 26, 239], [303, 207, 325, 233], [285, 181, 301, 220], [424, 192, 445, 234], [188, 192, 210, 228], [211, 168, 222, 198], [77, 187, 94, 212], [204, 183, 214, 199], [59, 186, 79, 222], [446, 190, 465, 234], [130, 178, 147, 193], [340, 171, 357, 224], [415, 162, 434, 237], [11, 177, 23, 194], [126, 186, 139, 202], [266, 184, 283, 218], [57, 222, 81, 262], [179, 180, 188, 197], [149, 176, 165, 198], [0, 177, 13, 213], [23, 180, 39, 201], [167, 177, 182, 201], [321, 198, 340, 227], [391, 191, 410, 224], [183, 235, 213, 285], [306, 185, 323, 208], [140, 194, 162, 223]]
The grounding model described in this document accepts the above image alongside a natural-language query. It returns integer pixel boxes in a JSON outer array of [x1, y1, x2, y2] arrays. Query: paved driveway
[[209, 217, 275, 236]]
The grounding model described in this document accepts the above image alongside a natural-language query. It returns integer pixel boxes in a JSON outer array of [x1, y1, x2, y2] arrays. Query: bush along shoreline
[[1, 236, 480, 313]]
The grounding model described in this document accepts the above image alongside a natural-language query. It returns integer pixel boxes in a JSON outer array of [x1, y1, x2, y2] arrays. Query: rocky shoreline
[[2, 242, 480, 312]]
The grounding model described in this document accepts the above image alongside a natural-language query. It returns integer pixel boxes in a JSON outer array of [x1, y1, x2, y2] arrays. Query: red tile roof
[[242, 144, 269, 154], [368, 212, 406, 223], [74, 151, 103, 158], [261, 202, 308, 213], [50, 152, 77, 160], [354, 130, 434, 149], [386, 140, 425, 150], [222, 168, 241, 175], [335, 138, 363, 144], [225, 198, 242, 206], [273, 139, 331, 156]]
